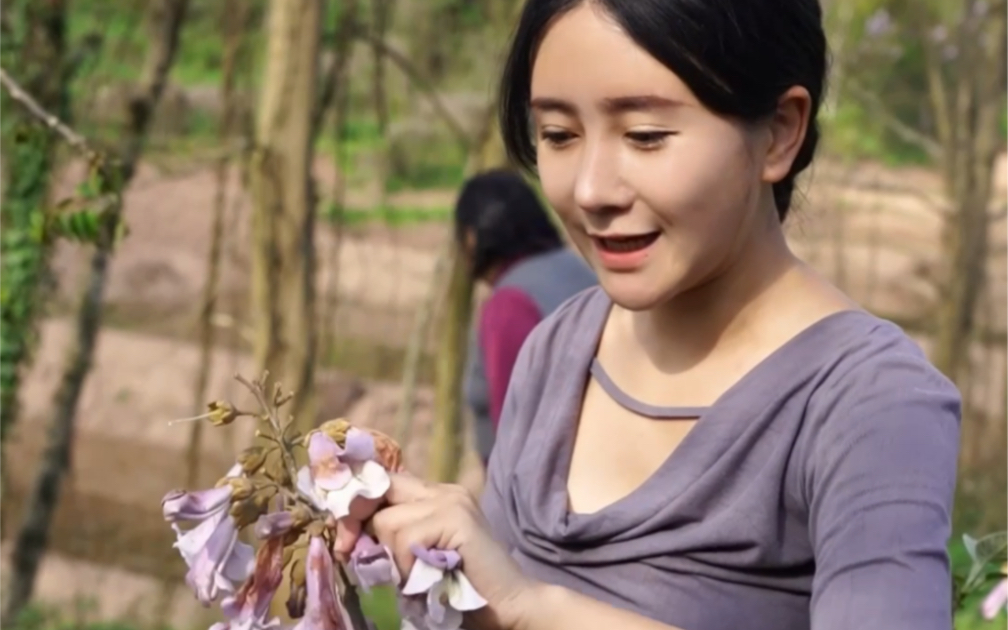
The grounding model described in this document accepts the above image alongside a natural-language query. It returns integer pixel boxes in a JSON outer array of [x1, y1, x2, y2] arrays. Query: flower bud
[[227, 476, 255, 501], [316, 418, 351, 446], [229, 497, 265, 529], [207, 401, 239, 426], [236, 446, 268, 475]]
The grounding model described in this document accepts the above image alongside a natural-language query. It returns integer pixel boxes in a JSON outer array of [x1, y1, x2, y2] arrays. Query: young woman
[[372, 2, 961, 629], [455, 170, 597, 468]]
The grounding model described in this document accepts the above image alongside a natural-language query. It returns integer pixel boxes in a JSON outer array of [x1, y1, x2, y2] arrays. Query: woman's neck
[[628, 223, 801, 372]]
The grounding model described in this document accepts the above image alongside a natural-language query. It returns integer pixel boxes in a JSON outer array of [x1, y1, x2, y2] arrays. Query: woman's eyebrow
[[529, 96, 577, 115], [601, 95, 683, 113], [529, 95, 684, 115]]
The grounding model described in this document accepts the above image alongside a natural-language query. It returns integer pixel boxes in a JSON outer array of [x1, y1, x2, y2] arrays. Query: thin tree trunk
[[395, 247, 449, 445], [930, 2, 1006, 384], [250, 0, 323, 431], [316, 0, 359, 360], [185, 0, 250, 492], [427, 246, 474, 483], [371, 0, 393, 204], [0, 1, 188, 624]]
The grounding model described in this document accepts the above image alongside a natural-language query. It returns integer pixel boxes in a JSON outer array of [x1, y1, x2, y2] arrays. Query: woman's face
[[530, 4, 797, 311]]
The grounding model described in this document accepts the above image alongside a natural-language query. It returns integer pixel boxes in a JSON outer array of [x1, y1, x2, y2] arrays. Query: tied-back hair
[[498, 0, 829, 222], [454, 169, 564, 280]]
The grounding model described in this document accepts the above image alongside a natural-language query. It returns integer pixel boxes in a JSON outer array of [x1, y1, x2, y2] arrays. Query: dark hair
[[454, 169, 563, 279], [498, 0, 828, 222]]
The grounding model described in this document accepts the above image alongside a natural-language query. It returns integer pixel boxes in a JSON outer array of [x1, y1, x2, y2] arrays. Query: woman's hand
[[365, 472, 541, 630]]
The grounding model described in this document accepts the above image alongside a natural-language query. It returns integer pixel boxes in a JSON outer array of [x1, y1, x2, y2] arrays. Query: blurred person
[[457, 169, 596, 468], [370, 1, 962, 629]]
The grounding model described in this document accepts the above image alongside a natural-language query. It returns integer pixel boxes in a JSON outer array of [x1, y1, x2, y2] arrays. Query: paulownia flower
[[297, 430, 390, 520], [400, 546, 487, 630], [982, 566, 1008, 620], [347, 533, 400, 593], [163, 464, 255, 606]]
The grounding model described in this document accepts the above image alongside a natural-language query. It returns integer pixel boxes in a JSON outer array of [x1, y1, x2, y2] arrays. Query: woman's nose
[[572, 140, 633, 214]]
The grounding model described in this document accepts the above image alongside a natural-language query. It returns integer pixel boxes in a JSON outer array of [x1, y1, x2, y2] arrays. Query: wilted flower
[[292, 536, 354, 630], [982, 566, 1008, 620], [163, 464, 255, 606], [347, 534, 400, 593], [215, 537, 286, 630], [297, 430, 390, 520], [400, 546, 487, 630]]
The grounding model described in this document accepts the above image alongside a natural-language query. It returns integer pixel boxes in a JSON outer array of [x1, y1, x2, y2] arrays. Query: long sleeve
[[807, 369, 961, 630]]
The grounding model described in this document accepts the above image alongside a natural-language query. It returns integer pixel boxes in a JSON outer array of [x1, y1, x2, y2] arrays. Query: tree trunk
[[249, 0, 323, 432], [929, 1, 1006, 384], [425, 100, 512, 483], [0, 0, 188, 624], [427, 246, 475, 483]]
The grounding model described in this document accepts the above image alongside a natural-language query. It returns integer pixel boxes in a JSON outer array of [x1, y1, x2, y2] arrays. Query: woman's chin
[[598, 274, 671, 312]]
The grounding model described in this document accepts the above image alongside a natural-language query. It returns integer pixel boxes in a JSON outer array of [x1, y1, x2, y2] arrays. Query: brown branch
[[0, 67, 94, 159], [353, 30, 472, 151], [312, 0, 359, 136], [844, 79, 943, 161], [395, 245, 450, 445]]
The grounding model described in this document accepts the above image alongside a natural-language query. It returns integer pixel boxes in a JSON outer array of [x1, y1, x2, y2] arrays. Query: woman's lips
[[591, 232, 659, 271]]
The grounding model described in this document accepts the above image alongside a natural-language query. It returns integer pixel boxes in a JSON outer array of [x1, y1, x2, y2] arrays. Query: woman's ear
[[463, 228, 477, 259], [761, 86, 812, 184]]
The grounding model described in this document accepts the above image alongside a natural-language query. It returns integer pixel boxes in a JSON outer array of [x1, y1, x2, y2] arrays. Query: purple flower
[[254, 510, 296, 539], [983, 572, 1008, 620], [400, 545, 487, 630], [347, 534, 400, 593], [162, 465, 254, 606], [297, 430, 390, 519], [291, 536, 354, 630], [864, 9, 892, 37]]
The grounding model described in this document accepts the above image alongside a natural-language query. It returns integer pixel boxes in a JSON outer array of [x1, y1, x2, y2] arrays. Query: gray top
[[465, 248, 597, 463], [481, 286, 961, 630]]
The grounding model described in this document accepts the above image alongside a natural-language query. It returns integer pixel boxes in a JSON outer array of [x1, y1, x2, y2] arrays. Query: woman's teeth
[[596, 233, 659, 252]]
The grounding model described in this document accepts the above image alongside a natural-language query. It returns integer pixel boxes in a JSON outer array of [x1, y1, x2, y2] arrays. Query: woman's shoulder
[[798, 310, 961, 491], [807, 310, 961, 419]]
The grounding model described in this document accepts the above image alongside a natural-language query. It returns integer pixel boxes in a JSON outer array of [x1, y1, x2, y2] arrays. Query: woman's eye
[[626, 130, 674, 149], [539, 129, 576, 148]]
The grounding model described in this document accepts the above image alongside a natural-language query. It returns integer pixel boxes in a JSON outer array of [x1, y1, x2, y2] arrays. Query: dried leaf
[[366, 427, 404, 472]]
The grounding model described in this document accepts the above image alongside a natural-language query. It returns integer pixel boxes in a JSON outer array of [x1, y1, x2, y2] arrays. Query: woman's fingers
[[384, 471, 439, 505], [367, 499, 442, 575]]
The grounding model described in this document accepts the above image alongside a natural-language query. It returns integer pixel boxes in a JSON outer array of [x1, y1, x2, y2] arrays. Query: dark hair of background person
[[454, 169, 564, 280], [498, 0, 829, 222]]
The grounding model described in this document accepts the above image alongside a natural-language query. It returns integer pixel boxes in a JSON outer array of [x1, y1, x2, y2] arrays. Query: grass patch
[[323, 203, 451, 227]]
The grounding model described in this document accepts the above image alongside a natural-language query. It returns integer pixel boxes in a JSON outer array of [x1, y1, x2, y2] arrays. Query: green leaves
[[963, 532, 1008, 587], [953, 530, 1008, 617]]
